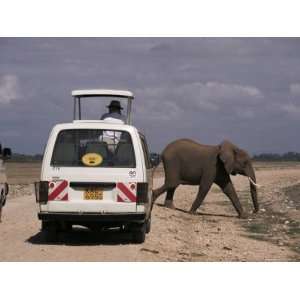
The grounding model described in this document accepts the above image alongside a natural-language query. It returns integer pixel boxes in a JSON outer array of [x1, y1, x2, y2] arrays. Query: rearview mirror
[[3, 148, 12, 159], [150, 153, 160, 168]]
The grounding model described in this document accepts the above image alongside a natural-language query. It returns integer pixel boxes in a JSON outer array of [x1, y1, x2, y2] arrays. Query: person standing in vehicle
[[100, 100, 126, 124], [100, 100, 126, 149]]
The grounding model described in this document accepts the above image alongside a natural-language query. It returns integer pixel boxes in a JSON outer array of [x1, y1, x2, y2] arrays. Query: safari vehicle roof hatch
[[71, 89, 134, 125]]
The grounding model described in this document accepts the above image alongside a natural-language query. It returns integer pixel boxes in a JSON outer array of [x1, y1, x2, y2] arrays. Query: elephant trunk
[[246, 164, 259, 213]]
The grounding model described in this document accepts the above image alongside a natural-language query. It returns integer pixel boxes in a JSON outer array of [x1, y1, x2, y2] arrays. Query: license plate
[[84, 188, 103, 200]]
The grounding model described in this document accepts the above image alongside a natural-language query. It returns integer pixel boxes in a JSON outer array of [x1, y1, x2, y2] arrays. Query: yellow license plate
[[84, 188, 103, 200]]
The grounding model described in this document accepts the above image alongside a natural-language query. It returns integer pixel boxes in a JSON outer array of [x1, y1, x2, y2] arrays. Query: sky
[[1, 37, 300, 155]]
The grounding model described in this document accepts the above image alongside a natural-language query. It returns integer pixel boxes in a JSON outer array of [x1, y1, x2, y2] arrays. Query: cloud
[[135, 81, 263, 120], [134, 95, 183, 121], [0, 75, 19, 104], [180, 81, 263, 108], [289, 83, 300, 96], [234, 108, 255, 119], [149, 42, 172, 53], [1, 37, 300, 154], [202, 82, 263, 99], [279, 103, 300, 117]]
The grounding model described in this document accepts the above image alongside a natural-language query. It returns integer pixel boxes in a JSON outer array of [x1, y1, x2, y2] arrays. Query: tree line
[[253, 152, 300, 161], [10, 153, 43, 162], [7, 152, 300, 162]]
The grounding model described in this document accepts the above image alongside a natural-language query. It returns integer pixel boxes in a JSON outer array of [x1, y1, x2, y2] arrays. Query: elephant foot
[[238, 212, 248, 219], [164, 200, 175, 209], [252, 208, 259, 214]]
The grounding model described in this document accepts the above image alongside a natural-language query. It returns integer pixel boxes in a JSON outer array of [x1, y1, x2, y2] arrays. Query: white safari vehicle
[[35, 90, 159, 243]]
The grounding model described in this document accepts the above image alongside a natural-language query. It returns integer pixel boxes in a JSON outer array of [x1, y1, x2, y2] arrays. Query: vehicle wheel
[[119, 225, 126, 232], [132, 223, 146, 244], [88, 224, 103, 232], [62, 222, 72, 232], [42, 221, 58, 242], [146, 217, 151, 234]]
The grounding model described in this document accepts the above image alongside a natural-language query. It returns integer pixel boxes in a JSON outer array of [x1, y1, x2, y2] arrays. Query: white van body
[[37, 120, 155, 242]]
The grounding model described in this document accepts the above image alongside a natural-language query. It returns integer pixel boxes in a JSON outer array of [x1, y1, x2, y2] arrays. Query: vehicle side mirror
[[150, 153, 160, 168], [3, 148, 12, 159]]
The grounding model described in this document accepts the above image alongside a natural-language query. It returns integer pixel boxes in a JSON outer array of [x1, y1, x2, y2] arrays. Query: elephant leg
[[152, 184, 168, 201], [189, 180, 213, 214], [153, 157, 180, 204], [164, 187, 176, 209], [215, 177, 246, 218]]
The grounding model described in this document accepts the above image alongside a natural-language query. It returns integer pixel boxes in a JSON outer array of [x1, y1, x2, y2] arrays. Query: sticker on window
[[82, 153, 103, 167]]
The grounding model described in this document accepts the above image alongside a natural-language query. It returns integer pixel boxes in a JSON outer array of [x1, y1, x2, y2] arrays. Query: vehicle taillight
[[34, 181, 49, 204], [137, 183, 148, 203]]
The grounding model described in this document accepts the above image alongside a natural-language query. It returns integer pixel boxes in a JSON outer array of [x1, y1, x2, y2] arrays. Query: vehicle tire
[[132, 223, 146, 244], [42, 221, 58, 242], [146, 217, 151, 234], [62, 222, 72, 232], [88, 223, 103, 232]]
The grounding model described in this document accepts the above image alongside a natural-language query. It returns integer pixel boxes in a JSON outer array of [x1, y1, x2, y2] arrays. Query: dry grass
[[6, 162, 41, 184], [5, 161, 300, 184]]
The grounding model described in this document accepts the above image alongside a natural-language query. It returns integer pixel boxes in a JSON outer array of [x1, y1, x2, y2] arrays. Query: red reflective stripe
[[118, 183, 136, 202], [48, 181, 68, 200], [61, 193, 68, 201], [117, 195, 124, 202]]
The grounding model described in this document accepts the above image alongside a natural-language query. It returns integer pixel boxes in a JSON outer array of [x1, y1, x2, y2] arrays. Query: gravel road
[[0, 164, 299, 261]]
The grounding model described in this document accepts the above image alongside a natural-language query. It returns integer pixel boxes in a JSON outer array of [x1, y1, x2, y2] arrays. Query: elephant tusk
[[248, 177, 262, 188]]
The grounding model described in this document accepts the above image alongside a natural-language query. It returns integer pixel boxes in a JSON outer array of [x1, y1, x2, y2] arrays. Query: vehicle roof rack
[[71, 89, 134, 125], [72, 89, 134, 99]]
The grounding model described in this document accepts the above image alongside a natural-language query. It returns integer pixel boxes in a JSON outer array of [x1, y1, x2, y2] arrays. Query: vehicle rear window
[[51, 129, 136, 168]]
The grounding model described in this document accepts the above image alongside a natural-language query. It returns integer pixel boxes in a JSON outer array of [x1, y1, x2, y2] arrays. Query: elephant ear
[[219, 140, 236, 174]]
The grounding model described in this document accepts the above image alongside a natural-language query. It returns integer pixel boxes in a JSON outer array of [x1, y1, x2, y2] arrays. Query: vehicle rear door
[[41, 128, 143, 213]]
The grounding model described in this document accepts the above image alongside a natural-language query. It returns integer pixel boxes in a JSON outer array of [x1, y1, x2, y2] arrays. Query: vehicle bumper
[[38, 212, 146, 223]]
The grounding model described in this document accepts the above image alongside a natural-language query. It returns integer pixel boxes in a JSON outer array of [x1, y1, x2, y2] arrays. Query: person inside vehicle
[[100, 100, 126, 124], [100, 100, 126, 151]]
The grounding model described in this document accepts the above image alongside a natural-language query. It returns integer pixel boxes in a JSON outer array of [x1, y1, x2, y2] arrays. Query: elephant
[[152, 139, 259, 218]]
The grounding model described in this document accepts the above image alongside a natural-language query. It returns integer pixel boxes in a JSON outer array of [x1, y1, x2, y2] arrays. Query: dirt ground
[[0, 162, 299, 261]]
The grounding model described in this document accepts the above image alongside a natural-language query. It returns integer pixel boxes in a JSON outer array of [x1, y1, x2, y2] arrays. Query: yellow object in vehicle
[[81, 153, 103, 167]]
